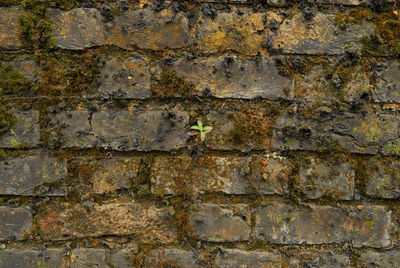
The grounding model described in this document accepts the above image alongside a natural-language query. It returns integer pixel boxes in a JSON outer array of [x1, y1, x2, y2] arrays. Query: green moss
[[0, 0, 21, 6], [0, 149, 6, 160], [0, 63, 34, 95], [0, 106, 17, 134], [152, 68, 195, 98]]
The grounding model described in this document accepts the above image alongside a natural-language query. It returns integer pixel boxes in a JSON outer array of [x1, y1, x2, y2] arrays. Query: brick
[[0, 206, 32, 241], [70, 249, 106, 268], [249, 155, 292, 195], [51, 110, 189, 151], [38, 202, 177, 243], [0, 156, 67, 196], [91, 110, 189, 151], [215, 249, 282, 268], [365, 158, 400, 199], [49, 8, 106, 50], [50, 110, 96, 149], [90, 157, 141, 194], [290, 252, 350, 268], [206, 110, 272, 152], [163, 56, 292, 100], [0, 249, 65, 268], [0, 111, 39, 148], [273, 111, 400, 155], [50, 8, 189, 50], [372, 60, 400, 103], [96, 57, 150, 99], [358, 251, 400, 267], [270, 12, 374, 55], [110, 248, 137, 268], [0, 7, 25, 50], [150, 155, 251, 196], [189, 204, 250, 242], [145, 249, 199, 268], [296, 157, 355, 200], [254, 204, 391, 247], [195, 7, 265, 55], [106, 8, 189, 50]]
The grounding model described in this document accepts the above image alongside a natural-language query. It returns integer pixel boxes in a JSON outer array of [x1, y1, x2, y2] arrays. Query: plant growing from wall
[[188, 119, 212, 142]]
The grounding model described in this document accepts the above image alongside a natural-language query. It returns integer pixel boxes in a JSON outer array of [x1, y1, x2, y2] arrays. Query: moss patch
[[152, 68, 195, 98], [0, 106, 17, 134], [0, 63, 34, 95]]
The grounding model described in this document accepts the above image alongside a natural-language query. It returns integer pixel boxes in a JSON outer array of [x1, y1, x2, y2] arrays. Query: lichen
[[152, 68, 195, 98]]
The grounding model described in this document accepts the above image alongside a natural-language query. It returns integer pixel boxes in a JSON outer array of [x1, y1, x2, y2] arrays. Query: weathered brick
[[96, 57, 150, 99], [195, 8, 265, 55], [38, 202, 177, 243], [270, 12, 374, 55], [358, 250, 400, 267], [0, 111, 39, 148], [90, 157, 141, 194], [0, 206, 32, 241], [273, 111, 400, 155], [70, 248, 106, 268], [150, 155, 251, 196], [189, 204, 250, 242], [162, 56, 292, 100], [0, 156, 67, 196], [215, 249, 282, 268], [290, 252, 350, 268], [372, 60, 400, 103], [249, 155, 292, 195], [206, 110, 272, 152], [254, 204, 391, 247], [145, 249, 199, 268], [0, 249, 65, 268], [296, 157, 355, 200], [50, 8, 189, 50], [50, 110, 95, 149], [109, 248, 137, 268], [0, 7, 25, 50], [91, 110, 189, 151], [49, 8, 106, 50], [51, 110, 189, 151], [106, 8, 189, 50], [365, 158, 400, 199]]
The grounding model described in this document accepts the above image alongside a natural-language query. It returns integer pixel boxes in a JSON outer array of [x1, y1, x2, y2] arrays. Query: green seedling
[[188, 120, 212, 142]]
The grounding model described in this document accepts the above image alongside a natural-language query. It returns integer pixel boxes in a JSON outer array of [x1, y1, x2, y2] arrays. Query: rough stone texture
[[189, 203, 250, 242], [106, 9, 189, 50], [51, 8, 189, 50], [0, 111, 40, 148], [365, 158, 400, 199], [70, 248, 107, 268], [196, 0, 370, 4], [372, 60, 400, 103], [0, 249, 65, 268], [254, 204, 391, 247], [273, 110, 400, 155], [0, 206, 32, 241], [109, 248, 137, 268], [38, 202, 177, 243], [215, 249, 282, 268], [96, 57, 150, 99], [151, 155, 251, 196], [195, 8, 265, 55], [91, 157, 141, 194], [145, 249, 199, 268], [163, 56, 292, 100], [0, 156, 67, 196], [270, 12, 374, 55], [249, 155, 292, 195], [296, 157, 355, 200], [0, 7, 26, 50], [358, 251, 400, 267], [91, 110, 189, 151], [206, 110, 271, 152], [49, 8, 106, 50], [51, 110, 189, 151], [290, 252, 350, 268]]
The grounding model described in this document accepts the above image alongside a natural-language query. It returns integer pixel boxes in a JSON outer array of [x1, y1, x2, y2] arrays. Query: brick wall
[[0, 0, 400, 267]]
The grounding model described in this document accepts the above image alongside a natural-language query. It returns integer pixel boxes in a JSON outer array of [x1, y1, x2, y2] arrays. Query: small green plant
[[188, 120, 212, 142]]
